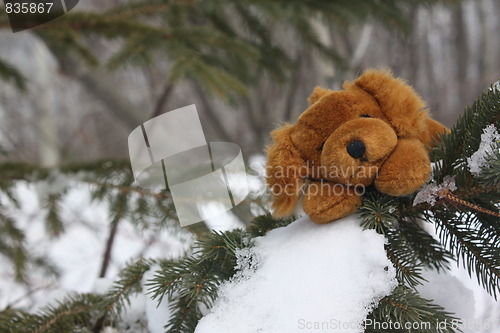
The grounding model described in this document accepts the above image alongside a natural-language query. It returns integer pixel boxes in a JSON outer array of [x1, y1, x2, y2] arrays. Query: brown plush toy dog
[[266, 69, 448, 224]]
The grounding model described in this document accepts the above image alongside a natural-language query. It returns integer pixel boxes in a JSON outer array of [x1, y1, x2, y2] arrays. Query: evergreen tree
[[0, 79, 498, 332]]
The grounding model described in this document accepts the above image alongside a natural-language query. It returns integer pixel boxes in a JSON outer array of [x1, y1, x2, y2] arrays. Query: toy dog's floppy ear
[[308, 86, 331, 106], [354, 69, 450, 147], [420, 117, 450, 148], [354, 69, 428, 138], [265, 124, 307, 217]]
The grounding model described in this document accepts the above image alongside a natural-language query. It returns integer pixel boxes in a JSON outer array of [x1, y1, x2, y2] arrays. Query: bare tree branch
[[190, 80, 233, 142], [151, 82, 174, 118], [99, 216, 120, 278]]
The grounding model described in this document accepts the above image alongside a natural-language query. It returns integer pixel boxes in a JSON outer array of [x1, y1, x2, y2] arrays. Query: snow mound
[[195, 215, 397, 333]]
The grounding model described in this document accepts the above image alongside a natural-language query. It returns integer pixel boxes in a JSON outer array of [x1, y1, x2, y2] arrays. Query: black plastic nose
[[347, 140, 366, 159]]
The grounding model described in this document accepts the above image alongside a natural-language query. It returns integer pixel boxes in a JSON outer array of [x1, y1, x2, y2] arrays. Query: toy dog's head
[[266, 69, 448, 223]]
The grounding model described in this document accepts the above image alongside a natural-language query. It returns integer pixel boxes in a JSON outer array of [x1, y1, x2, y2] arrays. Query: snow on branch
[[413, 176, 457, 207], [467, 124, 499, 175]]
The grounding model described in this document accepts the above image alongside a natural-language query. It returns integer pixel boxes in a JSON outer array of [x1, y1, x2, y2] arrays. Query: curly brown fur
[[266, 69, 448, 224]]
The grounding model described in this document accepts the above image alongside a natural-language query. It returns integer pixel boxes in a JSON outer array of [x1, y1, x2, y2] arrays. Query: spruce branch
[[360, 81, 500, 300], [476, 146, 500, 188], [16, 0, 455, 102], [358, 193, 451, 287], [0, 210, 28, 282], [430, 83, 499, 184], [384, 234, 426, 288], [99, 258, 153, 318], [42, 194, 65, 238], [38, 11, 165, 39], [396, 216, 452, 272], [0, 294, 105, 333], [358, 192, 399, 235], [428, 210, 500, 299], [439, 189, 500, 218], [246, 213, 294, 237], [165, 295, 202, 333], [424, 82, 500, 298], [147, 229, 249, 306], [367, 285, 460, 333], [107, 0, 180, 20], [36, 30, 99, 67], [145, 214, 287, 332]]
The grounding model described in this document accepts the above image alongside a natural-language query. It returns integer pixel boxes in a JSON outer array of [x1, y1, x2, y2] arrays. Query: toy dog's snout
[[346, 140, 365, 159]]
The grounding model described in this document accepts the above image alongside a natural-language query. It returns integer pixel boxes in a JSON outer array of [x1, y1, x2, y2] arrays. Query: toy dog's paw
[[271, 191, 301, 217], [302, 181, 361, 224], [375, 138, 431, 196]]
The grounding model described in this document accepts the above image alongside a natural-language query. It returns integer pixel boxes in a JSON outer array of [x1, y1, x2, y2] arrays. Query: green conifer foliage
[[1, 0, 457, 97], [4, 1, 499, 332], [1, 65, 497, 333]]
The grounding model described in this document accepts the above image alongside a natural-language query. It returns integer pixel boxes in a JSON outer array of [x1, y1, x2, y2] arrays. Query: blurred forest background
[[0, 0, 498, 166]]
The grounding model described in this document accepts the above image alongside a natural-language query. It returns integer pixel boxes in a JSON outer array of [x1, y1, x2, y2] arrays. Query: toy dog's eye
[[318, 142, 325, 151], [360, 114, 371, 118]]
